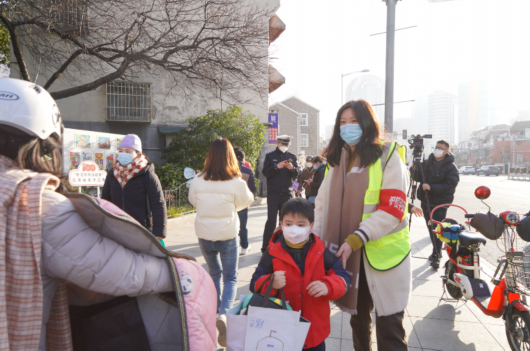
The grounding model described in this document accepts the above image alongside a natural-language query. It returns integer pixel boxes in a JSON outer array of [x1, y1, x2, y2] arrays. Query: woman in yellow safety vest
[[313, 100, 411, 351]]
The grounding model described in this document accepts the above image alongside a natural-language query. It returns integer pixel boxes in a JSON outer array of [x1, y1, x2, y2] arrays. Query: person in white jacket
[[188, 137, 254, 347], [0, 78, 173, 350]]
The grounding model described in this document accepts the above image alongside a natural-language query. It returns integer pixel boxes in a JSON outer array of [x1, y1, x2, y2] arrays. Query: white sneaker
[[216, 314, 227, 347], [240, 244, 251, 256]]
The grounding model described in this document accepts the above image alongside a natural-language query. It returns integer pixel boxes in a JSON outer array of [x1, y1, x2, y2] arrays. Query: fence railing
[[164, 183, 195, 218]]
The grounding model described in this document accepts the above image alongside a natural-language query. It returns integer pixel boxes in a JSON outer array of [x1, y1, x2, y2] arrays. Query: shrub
[[160, 106, 266, 189]]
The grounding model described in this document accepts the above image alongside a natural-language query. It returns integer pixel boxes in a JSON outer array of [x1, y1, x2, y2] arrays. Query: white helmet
[[0, 78, 62, 139]]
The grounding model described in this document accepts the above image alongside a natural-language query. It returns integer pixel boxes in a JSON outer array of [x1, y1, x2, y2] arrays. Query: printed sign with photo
[[95, 153, 104, 170], [106, 154, 115, 171], [70, 152, 80, 169], [75, 134, 91, 148], [117, 138, 123, 148], [82, 151, 93, 161], [97, 136, 111, 149]]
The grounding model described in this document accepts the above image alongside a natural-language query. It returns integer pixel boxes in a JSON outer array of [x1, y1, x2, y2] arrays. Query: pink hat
[[118, 134, 142, 152]]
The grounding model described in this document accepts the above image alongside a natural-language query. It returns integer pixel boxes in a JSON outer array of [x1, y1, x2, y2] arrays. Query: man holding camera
[[411, 140, 460, 269], [261, 135, 300, 253]]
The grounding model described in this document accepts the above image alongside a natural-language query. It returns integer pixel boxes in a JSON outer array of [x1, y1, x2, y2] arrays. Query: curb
[[167, 212, 196, 230], [167, 197, 266, 230]]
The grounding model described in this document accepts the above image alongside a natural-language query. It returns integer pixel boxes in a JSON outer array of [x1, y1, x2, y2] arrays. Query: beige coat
[[313, 150, 412, 317], [188, 175, 254, 242]]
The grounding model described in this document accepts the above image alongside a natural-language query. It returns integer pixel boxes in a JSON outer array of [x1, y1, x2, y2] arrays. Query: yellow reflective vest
[[324, 142, 410, 271]]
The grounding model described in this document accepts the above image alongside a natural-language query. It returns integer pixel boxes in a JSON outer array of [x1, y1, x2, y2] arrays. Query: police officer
[[261, 135, 301, 252]]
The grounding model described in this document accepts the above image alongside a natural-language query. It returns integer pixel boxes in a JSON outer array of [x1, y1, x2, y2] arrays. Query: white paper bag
[[226, 297, 311, 351], [244, 306, 306, 351]]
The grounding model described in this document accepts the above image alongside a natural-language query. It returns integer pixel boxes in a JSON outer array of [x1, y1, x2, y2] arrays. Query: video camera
[[408, 134, 432, 158]]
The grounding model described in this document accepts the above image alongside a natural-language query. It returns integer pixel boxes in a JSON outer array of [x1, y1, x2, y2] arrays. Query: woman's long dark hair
[[324, 100, 386, 168], [200, 138, 242, 181]]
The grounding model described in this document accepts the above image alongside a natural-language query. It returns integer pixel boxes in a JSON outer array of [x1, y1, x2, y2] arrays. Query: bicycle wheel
[[445, 262, 463, 299], [506, 309, 530, 351]]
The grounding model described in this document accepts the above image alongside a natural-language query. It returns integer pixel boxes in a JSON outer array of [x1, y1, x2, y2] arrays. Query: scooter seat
[[458, 231, 487, 247]]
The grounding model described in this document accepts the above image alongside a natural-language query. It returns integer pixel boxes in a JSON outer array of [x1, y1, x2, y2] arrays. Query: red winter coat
[[250, 230, 350, 349]]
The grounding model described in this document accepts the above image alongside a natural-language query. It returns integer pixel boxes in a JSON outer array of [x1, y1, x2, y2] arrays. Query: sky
[[269, 0, 530, 136]]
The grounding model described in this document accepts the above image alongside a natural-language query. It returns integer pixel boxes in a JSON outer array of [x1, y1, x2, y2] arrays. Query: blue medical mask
[[340, 124, 363, 146], [117, 152, 134, 166]]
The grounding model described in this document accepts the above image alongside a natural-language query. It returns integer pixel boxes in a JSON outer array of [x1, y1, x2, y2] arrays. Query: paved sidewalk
[[164, 205, 510, 351]]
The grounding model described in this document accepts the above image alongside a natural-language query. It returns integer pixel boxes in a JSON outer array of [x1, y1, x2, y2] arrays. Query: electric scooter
[[432, 186, 530, 351]]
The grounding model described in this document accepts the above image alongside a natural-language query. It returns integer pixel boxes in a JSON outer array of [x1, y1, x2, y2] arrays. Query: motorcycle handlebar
[[464, 214, 475, 219]]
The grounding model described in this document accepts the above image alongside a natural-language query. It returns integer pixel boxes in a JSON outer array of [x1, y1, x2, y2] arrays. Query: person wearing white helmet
[[0, 78, 174, 350]]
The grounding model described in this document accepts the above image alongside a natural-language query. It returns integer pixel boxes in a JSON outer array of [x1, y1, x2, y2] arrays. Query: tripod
[[408, 151, 439, 260]]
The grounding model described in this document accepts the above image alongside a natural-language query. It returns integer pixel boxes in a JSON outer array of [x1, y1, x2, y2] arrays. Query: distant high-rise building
[[458, 80, 489, 142], [428, 91, 457, 145], [344, 73, 385, 121], [325, 125, 334, 141]]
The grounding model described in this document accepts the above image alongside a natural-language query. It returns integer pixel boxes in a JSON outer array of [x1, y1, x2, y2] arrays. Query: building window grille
[[50, 0, 89, 36], [301, 134, 309, 147], [107, 81, 152, 122], [300, 113, 308, 126]]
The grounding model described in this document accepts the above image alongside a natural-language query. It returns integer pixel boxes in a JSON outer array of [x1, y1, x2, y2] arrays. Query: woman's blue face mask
[[117, 153, 134, 166], [340, 124, 363, 146]]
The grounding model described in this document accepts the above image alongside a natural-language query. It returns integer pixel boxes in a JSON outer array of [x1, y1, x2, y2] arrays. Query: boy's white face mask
[[282, 225, 311, 244]]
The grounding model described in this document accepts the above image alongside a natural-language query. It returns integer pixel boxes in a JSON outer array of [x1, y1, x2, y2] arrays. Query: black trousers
[[305, 341, 325, 350], [350, 259, 407, 351], [261, 193, 292, 252], [421, 202, 447, 256]]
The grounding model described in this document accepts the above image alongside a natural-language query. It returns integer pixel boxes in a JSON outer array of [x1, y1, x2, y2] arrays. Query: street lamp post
[[341, 69, 370, 105], [384, 0, 397, 135]]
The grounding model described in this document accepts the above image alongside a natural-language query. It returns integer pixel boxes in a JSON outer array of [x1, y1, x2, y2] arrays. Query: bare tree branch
[[0, 14, 31, 81], [3, 0, 272, 103], [44, 49, 83, 89], [50, 60, 129, 100]]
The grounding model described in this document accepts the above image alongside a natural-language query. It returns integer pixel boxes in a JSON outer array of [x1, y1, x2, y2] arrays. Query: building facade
[[10, 0, 283, 195], [458, 80, 489, 143], [344, 73, 385, 122], [269, 96, 321, 159], [428, 90, 457, 146]]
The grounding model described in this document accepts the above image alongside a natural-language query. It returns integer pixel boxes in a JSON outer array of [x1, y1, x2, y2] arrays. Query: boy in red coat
[[251, 198, 351, 350]]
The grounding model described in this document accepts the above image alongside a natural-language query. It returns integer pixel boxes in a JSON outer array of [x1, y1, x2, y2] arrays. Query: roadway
[[410, 173, 530, 267]]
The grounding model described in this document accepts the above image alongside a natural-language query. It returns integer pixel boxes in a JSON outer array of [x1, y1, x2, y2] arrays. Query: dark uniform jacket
[[411, 153, 460, 206], [262, 147, 300, 195], [102, 163, 167, 238]]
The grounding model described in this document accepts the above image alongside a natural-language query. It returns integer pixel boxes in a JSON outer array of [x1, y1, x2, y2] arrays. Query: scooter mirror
[[474, 186, 491, 200]]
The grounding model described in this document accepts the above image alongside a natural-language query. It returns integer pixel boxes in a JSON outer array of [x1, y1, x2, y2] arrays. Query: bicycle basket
[[506, 253, 530, 295], [470, 212, 504, 240]]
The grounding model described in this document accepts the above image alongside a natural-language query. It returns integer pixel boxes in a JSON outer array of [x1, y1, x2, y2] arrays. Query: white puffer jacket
[[189, 175, 254, 242], [40, 190, 173, 350]]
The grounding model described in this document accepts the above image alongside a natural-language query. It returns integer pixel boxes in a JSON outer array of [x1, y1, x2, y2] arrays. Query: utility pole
[[384, 0, 397, 134]]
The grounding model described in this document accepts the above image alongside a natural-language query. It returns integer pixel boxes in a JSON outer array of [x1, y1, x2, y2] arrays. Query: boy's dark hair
[[311, 156, 323, 164], [280, 198, 314, 223], [233, 146, 245, 161], [437, 140, 450, 149]]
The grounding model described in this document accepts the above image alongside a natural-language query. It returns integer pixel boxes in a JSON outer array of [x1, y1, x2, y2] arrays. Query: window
[[517, 154, 523, 163], [107, 81, 152, 122], [301, 134, 309, 147], [51, 0, 89, 36], [300, 113, 308, 126]]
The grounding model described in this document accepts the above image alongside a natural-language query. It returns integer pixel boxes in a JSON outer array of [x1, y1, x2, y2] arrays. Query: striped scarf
[[113, 154, 148, 187], [0, 155, 72, 350]]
